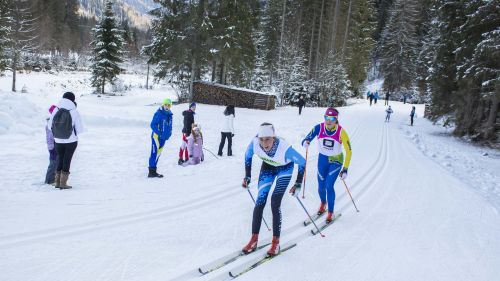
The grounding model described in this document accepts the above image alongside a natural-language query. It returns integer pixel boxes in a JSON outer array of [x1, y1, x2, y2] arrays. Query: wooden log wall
[[192, 81, 276, 110]]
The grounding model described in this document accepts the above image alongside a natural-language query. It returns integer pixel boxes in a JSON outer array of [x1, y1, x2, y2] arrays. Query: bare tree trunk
[[341, 0, 353, 59], [308, 7, 317, 79], [12, 52, 17, 92], [314, 0, 326, 75], [101, 80, 105, 94], [146, 64, 150, 89], [278, 0, 287, 68], [330, 0, 340, 53], [483, 92, 500, 140], [211, 60, 216, 82], [190, 56, 196, 99]]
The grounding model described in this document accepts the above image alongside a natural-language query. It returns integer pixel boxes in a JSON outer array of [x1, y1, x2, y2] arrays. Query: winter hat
[[189, 102, 196, 109], [162, 98, 172, 106], [48, 105, 57, 114], [63, 92, 75, 103], [258, 123, 275, 138], [324, 107, 339, 117]]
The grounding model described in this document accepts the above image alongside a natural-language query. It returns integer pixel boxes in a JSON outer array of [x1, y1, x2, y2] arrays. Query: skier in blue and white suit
[[241, 123, 305, 257]]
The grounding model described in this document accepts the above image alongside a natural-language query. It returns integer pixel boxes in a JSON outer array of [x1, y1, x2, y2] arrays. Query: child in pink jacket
[[183, 124, 204, 166]]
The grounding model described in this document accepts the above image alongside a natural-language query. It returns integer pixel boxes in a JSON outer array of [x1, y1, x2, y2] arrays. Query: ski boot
[[317, 202, 327, 215], [266, 236, 280, 257], [242, 234, 259, 254], [326, 212, 334, 224], [178, 159, 185, 165], [148, 168, 163, 178]]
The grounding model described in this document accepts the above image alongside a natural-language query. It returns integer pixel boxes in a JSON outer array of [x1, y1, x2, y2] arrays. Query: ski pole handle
[[247, 189, 271, 231]]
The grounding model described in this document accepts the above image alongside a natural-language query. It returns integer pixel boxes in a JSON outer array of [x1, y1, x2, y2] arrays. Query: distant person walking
[[218, 105, 235, 156], [385, 92, 390, 105], [369, 92, 374, 106], [403, 93, 407, 104], [45, 105, 57, 185], [374, 91, 379, 104], [297, 96, 305, 115], [49, 92, 84, 189], [410, 106, 416, 126], [148, 98, 173, 178], [385, 106, 393, 122]]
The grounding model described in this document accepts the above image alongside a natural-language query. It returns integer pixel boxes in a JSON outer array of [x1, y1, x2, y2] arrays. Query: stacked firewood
[[192, 81, 275, 110]]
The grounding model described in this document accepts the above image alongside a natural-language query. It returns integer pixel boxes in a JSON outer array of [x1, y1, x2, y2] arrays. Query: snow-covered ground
[[1, 73, 499, 281]]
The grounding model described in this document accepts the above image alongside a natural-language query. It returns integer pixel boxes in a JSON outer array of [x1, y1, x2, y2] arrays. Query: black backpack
[[51, 108, 73, 139]]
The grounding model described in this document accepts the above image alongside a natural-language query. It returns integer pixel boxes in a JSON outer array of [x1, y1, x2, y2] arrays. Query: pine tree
[[345, 0, 376, 96], [0, 0, 11, 72], [7, 0, 38, 92], [251, 28, 268, 91], [318, 52, 352, 107], [379, 0, 419, 97], [90, 0, 124, 94]]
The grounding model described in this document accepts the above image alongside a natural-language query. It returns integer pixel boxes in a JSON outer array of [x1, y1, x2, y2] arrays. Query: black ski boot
[[148, 168, 163, 178]]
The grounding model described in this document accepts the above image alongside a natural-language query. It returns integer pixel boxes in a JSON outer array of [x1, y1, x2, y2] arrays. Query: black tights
[[55, 142, 78, 172]]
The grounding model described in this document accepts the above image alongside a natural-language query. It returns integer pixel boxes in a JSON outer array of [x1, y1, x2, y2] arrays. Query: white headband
[[258, 125, 275, 138]]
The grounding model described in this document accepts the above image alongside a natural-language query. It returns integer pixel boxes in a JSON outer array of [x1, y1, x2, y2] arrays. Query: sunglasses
[[324, 116, 337, 121]]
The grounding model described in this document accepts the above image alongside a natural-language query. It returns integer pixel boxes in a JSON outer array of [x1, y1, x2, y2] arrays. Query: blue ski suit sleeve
[[244, 139, 255, 178], [302, 124, 321, 146], [285, 146, 306, 184], [150, 110, 162, 136]]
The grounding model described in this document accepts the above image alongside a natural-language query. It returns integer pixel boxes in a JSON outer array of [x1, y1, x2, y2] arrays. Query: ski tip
[[228, 272, 235, 278], [198, 268, 206, 275], [310, 229, 316, 235]]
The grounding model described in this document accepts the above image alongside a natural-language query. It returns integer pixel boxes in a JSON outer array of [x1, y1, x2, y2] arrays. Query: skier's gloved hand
[[302, 141, 310, 149], [232, 133, 235, 137], [339, 168, 348, 180], [242, 177, 251, 188], [289, 182, 302, 197]]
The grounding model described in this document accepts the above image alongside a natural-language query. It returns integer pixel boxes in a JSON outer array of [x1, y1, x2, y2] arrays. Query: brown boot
[[54, 171, 61, 188], [59, 172, 72, 189], [242, 234, 259, 254], [267, 236, 280, 257], [326, 212, 334, 224]]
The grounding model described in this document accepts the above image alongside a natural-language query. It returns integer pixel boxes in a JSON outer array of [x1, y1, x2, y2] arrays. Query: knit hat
[[48, 105, 57, 114], [162, 98, 172, 106], [63, 92, 75, 103], [325, 107, 339, 117], [258, 123, 275, 138], [189, 102, 196, 109]]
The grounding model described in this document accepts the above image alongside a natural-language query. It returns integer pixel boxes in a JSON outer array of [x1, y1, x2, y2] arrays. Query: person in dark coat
[[179, 102, 196, 165], [410, 106, 416, 126], [297, 96, 305, 115], [385, 92, 390, 105]]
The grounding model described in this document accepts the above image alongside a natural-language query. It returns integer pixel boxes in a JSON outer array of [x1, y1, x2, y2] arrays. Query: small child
[[183, 123, 204, 166], [45, 105, 57, 185], [385, 106, 394, 122]]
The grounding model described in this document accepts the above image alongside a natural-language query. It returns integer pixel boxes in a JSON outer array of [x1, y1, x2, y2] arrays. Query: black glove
[[242, 177, 250, 188], [232, 133, 235, 137], [289, 182, 302, 197]]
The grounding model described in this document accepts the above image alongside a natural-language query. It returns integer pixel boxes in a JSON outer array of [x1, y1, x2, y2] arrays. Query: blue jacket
[[150, 107, 173, 140]]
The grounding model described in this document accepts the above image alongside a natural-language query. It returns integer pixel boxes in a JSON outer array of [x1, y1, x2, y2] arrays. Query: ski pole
[[302, 147, 309, 199], [341, 179, 360, 212], [295, 196, 325, 237], [202, 147, 219, 159], [246, 189, 271, 231]]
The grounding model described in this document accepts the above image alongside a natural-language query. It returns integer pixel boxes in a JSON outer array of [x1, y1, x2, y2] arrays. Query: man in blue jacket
[[148, 98, 173, 178]]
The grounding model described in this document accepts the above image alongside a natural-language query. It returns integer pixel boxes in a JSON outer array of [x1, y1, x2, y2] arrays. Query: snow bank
[[0, 92, 44, 135]]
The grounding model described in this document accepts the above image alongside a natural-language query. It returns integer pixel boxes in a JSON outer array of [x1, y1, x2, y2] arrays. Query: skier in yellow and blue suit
[[148, 98, 173, 178], [301, 107, 352, 223]]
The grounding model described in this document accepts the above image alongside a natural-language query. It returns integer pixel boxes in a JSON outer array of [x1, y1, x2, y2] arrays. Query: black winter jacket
[[182, 110, 195, 136]]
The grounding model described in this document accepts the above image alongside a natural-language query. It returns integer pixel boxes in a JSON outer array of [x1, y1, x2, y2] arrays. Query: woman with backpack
[[217, 105, 235, 156], [48, 92, 84, 189]]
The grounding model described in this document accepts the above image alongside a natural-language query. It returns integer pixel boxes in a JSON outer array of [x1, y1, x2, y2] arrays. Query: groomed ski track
[[1, 90, 499, 281]]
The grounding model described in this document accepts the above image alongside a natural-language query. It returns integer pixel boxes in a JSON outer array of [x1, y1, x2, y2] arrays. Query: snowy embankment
[[0, 72, 499, 281]]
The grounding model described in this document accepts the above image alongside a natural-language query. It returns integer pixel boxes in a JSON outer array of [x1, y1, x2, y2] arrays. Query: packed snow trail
[[1, 78, 499, 281]]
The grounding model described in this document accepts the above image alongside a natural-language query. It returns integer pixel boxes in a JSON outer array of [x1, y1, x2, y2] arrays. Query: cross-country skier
[[148, 98, 173, 178], [300, 108, 352, 223], [410, 106, 416, 126], [241, 123, 305, 257]]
